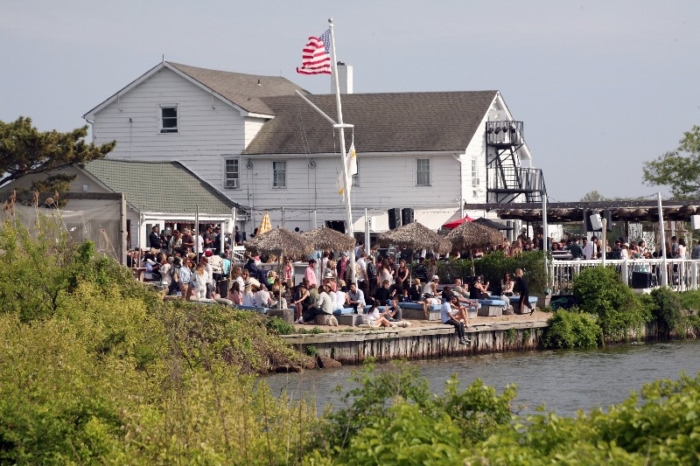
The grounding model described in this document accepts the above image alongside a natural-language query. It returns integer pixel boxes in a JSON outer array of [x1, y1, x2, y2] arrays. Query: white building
[[84, 61, 541, 238]]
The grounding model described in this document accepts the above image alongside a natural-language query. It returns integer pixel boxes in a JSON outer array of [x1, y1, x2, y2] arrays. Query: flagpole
[[329, 18, 356, 285]]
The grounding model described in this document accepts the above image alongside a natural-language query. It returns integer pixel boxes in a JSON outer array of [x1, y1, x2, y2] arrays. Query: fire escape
[[485, 121, 546, 204]]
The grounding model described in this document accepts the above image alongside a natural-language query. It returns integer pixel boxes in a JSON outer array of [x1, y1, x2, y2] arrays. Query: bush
[[573, 266, 651, 338], [543, 308, 602, 349], [648, 287, 683, 334], [0, 215, 316, 464], [435, 250, 548, 295], [678, 289, 700, 312]]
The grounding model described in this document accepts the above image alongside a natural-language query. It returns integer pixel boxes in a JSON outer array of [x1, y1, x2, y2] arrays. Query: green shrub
[[266, 316, 296, 335], [0, 216, 316, 464], [573, 266, 651, 338], [543, 308, 602, 349], [678, 289, 700, 311], [434, 250, 548, 295], [648, 287, 684, 333]]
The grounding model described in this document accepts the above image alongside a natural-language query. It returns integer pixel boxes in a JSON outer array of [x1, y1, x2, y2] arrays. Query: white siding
[[91, 67, 247, 193], [241, 153, 461, 233], [463, 110, 489, 204]]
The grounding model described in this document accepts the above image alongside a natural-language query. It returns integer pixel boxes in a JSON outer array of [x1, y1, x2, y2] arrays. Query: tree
[[580, 190, 608, 202], [643, 125, 700, 198], [0, 116, 116, 188]]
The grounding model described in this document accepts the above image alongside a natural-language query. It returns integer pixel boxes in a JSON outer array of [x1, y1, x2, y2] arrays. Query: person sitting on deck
[[373, 280, 396, 306], [366, 304, 395, 328], [385, 297, 403, 322], [409, 278, 424, 301], [442, 295, 470, 345], [501, 273, 515, 297], [470, 276, 490, 300], [347, 282, 366, 313], [300, 284, 335, 324]]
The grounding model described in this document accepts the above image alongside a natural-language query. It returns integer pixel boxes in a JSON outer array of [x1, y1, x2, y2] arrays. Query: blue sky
[[2, 0, 699, 201]]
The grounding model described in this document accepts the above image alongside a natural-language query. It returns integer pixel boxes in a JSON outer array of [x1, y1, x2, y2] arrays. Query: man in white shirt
[[441, 296, 470, 345], [356, 252, 368, 295], [583, 236, 597, 260]]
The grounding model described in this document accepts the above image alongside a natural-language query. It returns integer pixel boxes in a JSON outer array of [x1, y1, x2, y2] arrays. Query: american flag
[[296, 30, 332, 75]]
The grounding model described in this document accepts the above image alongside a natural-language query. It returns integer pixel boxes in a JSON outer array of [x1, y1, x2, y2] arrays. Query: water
[[265, 340, 700, 416]]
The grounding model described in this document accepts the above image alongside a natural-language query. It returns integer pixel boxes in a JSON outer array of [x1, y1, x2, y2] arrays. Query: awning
[[474, 217, 513, 231]]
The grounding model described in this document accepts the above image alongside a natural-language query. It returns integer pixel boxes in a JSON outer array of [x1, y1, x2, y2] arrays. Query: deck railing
[[550, 258, 700, 295]]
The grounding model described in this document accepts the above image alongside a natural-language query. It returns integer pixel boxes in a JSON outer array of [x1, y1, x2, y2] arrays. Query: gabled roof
[[243, 91, 498, 155], [167, 62, 308, 115], [82, 159, 239, 215], [84, 61, 308, 119]]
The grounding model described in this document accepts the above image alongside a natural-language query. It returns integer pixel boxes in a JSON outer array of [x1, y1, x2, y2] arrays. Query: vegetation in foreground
[[2, 214, 700, 464]]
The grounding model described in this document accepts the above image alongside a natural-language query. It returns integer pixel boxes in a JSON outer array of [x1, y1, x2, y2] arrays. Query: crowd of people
[[128, 225, 539, 340]]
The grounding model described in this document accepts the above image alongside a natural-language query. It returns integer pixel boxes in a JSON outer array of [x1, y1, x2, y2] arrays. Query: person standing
[[305, 259, 318, 288], [441, 296, 470, 345], [515, 268, 534, 315], [149, 225, 162, 250]]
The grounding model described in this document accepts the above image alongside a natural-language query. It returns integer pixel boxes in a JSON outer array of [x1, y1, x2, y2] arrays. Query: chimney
[[331, 62, 353, 94]]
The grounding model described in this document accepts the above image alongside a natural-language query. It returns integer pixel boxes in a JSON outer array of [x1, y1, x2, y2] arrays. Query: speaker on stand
[[401, 208, 414, 225]]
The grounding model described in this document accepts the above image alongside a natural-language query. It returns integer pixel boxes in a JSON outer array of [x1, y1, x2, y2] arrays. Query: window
[[471, 159, 479, 187], [160, 106, 178, 133], [273, 161, 286, 188], [352, 160, 360, 187], [416, 159, 430, 186], [224, 158, 239, 189]]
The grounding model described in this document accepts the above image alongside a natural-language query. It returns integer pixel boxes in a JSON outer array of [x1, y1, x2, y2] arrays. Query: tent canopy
[[442, 215, 475, 230]]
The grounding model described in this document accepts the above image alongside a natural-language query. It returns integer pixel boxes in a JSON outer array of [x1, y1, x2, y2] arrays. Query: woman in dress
[[469, 276, 490, 300], [515, 268, 534, 315], [379, 259, 394, 286], [396, 259, 410, 290], [501, 273, 515, 297]]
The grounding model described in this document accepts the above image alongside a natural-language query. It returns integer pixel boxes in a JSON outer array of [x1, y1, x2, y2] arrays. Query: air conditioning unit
[[226, 179, 238, 189]]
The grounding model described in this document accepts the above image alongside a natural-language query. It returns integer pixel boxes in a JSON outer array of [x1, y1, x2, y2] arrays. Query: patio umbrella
[[258, 211, 272, 235], [446, 221, 505, 274], [377, 221, 451, 255], [442, 214, 476, 230], [301, 226, 356, 252], [245, 227, 313, 308]]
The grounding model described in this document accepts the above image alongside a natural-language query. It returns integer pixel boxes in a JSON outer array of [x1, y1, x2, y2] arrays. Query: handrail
[[550, 258, 700, 294]]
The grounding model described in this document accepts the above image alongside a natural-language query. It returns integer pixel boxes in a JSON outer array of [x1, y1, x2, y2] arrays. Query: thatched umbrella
[[245, 227, 313, 307], [446, 221, 505, 274], [377, 221, 451, 255], [301, 226, 355, 252]]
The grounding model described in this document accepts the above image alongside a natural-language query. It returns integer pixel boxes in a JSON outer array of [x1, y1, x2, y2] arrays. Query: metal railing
[[486, 121, 524, 147], [550, 258, 700, 295]]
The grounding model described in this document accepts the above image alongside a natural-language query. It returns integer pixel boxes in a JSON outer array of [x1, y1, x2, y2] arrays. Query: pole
[[281, 206, 285, 228], [120, 192, 127, 265], [329, 18, 356, 284], [602, 217, 607, 267], [364, 208, 371, 257], [658, 192, 668, 286], [313, 210, 317, 229], [195, 205, 200, 260], [542, 193, 548, 286]]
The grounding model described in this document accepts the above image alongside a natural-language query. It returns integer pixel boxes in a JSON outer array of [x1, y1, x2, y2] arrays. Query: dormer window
[[160, 106, 178, 133]]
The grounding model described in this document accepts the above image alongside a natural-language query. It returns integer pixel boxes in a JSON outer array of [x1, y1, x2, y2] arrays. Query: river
[[265, 340, 700, 416]]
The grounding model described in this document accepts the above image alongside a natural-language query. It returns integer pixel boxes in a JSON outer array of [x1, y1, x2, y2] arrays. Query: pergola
[[465, 199, 700, 224]]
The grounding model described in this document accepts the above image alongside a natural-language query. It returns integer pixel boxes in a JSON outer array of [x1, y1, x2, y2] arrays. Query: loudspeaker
[[692, 215, 700, 230], [388, 208, 402, 230], [589, 213, 603, 231], [401, 208, 414, 225], [632, 271, 652, 289], [602, 210, 613, 231]]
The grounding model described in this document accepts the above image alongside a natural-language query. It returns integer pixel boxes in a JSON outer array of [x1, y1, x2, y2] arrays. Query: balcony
[[486, 121, 524, 149]]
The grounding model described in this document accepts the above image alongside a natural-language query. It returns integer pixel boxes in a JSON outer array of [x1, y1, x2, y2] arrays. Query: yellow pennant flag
[[336, 142, 357, 197]]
